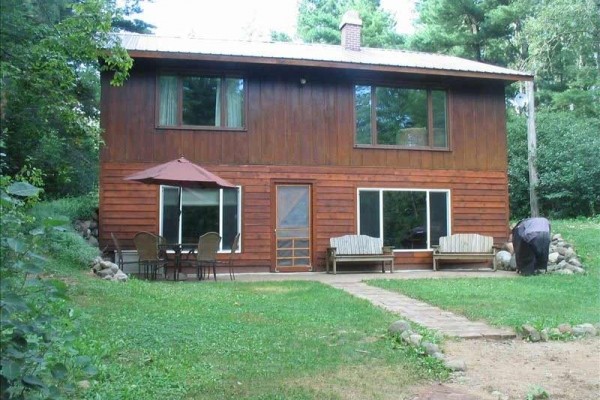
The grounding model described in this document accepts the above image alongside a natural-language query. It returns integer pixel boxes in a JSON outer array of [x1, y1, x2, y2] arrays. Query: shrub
[[508, 110, 600, 218]]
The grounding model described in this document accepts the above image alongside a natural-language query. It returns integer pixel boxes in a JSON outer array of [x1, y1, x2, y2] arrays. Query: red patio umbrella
[[124, 157, 235, 189], [124, 157, 237, 245]]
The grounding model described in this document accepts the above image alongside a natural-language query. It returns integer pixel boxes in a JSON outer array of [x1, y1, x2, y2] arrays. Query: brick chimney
[[340, 10, 362, 51]]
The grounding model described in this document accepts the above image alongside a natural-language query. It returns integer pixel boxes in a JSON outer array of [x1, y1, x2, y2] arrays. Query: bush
[[508, 110, 600, 218], [32, 191, 98, 222]]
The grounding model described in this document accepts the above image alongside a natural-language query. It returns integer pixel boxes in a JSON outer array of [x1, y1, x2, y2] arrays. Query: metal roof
[[117, 33, 533, 81]]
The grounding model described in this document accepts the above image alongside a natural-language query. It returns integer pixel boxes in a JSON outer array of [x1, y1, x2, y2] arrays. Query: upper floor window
[[158, 75, 245, 129], [355, 85, 448, 149]]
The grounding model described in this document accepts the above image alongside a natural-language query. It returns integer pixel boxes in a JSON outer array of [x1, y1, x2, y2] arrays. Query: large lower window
[[158, 74, 245, 128], [161, 186, 241, 251], [358, 189, 450, 250], [355, 85, 447, 148]]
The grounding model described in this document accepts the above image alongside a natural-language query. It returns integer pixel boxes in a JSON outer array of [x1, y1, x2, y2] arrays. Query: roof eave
[[127, 50, 534, 83]]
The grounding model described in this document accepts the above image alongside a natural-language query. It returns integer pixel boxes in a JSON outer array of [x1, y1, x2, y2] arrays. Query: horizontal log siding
[[101, 163, 509, 271], [101, 70, 508, 172]]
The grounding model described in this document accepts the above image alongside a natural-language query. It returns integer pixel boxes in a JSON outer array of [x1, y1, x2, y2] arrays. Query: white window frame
[[356, 188, 451, 252], [159, 185, 242, 253]]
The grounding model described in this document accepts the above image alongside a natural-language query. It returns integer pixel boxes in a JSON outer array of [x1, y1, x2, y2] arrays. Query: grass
[[69, 277, 447, 399], [368, 218, 600, 330]]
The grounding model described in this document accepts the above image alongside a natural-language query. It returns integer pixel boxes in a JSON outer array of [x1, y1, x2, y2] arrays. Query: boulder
[[113, 271, 128, 282], [388, 320, 411, 335], [96, 268, 114, 278], [555, 269, 573, 275], [557, 323, 572, 334], [549, 328, 561, 337], [568, 258, 582, 268], [495, 251, 512, 270], [552, 233, 563, 241], [540, 328, 549, 342], [444, 359, 467, 372], [564, 247, 575, 260], [421, 341, 440, 356], [574, 323, 597, 336], [548, 252, 560, 264], [409, 334, 423, 346], [400, 330, 412, 343], [432, 352, 445, 360], [87, 236, 99, 247]]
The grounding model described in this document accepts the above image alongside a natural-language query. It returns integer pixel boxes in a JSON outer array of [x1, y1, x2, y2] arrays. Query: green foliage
[[0, 0, 135, 198], [508, 110, 600, 218], [32, 192, 99, 222], [297, 0, 405, 48], [0, 182, 98, 399]]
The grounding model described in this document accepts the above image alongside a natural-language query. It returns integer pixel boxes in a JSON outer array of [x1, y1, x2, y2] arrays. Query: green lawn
[[368, 218, 600, 329], [70, 278, 445, 399]]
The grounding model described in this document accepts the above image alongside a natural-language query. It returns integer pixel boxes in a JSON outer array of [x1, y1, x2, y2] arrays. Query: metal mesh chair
[[133, 231, 167, 280], [226, 233, 241, 281], [111, 232, 139, 271], [190, 232, 221, 280]]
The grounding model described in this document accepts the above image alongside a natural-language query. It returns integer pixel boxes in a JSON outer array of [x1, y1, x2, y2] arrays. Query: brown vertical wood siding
[[100, 65, 510, 270]]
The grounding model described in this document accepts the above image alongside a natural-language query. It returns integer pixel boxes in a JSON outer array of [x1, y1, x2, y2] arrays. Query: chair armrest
[[327, 247, 337, 256], [431, 245, 440, 254], [382, 246, 394, 255]]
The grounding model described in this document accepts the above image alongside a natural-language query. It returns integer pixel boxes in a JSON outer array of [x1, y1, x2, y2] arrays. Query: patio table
[[160, 243, 197, 281]]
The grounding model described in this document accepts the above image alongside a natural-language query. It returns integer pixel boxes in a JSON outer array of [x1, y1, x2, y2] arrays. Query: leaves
[[6, 182, 41, 197]]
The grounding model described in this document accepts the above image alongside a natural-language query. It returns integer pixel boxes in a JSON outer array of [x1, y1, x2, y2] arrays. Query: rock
[[502, 242, 514, 254], [572, 326, 587, 336], [568, 258, 582, 268], [509, 254, 517, 271], [557, 260, 569, 270], [109, 264, 119, 273], [547, 263, 561, 272], [89, 220, 98, 229], [522, 324, 541, 342], [555, 268, 573, 275], [558, 323, 572, 334], [570, 266, 585, 274], [87, 236, 99, 247], [575, 323, 597, 336], [540, 328, 549, 342], [400, 330, 412, 343], [552, 233, 563, 241], [77, 380, 91, 390], [99, 260, 114, 270], [388, 320, 411, 335], [421, 341, 440, 356], [548, 252, 560, 264], [103, 275, 113, 280], [549, 328, 561, 337], [564, 247, 575, 260], [113, 271, 128, 282], [432, 352, 445, 360], [444, 359, 467, 372], [409, 334, 423, 346], [556, 246, 567, 256], [96, 268, 114, 278], [495, 251, 512, 270]]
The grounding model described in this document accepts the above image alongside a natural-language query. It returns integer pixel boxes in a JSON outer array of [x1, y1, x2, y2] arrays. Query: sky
[[139, 0, 417, 40]]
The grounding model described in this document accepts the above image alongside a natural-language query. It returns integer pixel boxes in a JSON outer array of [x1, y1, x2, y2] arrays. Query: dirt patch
[[436, 336, 600, 399]]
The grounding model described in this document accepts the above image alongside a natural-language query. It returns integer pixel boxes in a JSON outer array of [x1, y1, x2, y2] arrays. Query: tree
[[0, 0, 140, 198], [297, 0, 405, 48], [410, 0, 534, 65]]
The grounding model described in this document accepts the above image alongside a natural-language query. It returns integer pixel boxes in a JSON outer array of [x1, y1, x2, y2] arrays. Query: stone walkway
[[235, 270, 516, 340], [328, 281, 515, 339]]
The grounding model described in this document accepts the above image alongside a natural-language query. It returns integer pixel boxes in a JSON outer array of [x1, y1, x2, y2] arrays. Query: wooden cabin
[[100, 13, 533, 273]]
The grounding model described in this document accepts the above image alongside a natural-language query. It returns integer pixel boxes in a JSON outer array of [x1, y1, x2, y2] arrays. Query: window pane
[[355, 86, 372, 144], [222, 188, 239, 250], [429, 191, 448, 246], [159, 76, 178, 126], [383, 191, 427, 249], [181, 188, 219, 243], [182, 76, 220, 126], [225, 78, 244, 128], [376, 87, 427, 146], [161, 186, 180, 243], [432, 90, 447, 148], [359, 191, 380, 238]]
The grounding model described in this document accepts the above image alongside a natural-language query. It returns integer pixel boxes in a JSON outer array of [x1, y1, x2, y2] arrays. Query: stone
[[564, 247, 575, 260], [572, 326, 587, 336], [555, 268, 573, 275], [557, 260, 569, 270], [556, 246, 567, 256], [113, 271, 128, 282], [109, 264, 120, 273], [444, 359, 467, 372], [432, 352, 445, 360], [103, 275, 112, 280], [557, 323, 572, 334], [547, 263, 560, 272], [400, 330, 412, 343], [388, 320, 411, 335], [89, 220, 98, 229], [96, 268, 114, 278], [594, 323, 600, 335], [540, 328, 549, 342], [421, 341, 440, 356], [495, 251, 512, 270], [552, 233, 563, 241], [99, 260, 114, 270], [568, 258, 582, 268], [549, 328, 561, 337], [77, 380, 91, 390], [87, 236, 99, 247], [409, 334, 423, 346], [575, 323, 597, 336], [502, 242, 514, 254], [548, 252, 560, 264], [509, 254, 517, 271]]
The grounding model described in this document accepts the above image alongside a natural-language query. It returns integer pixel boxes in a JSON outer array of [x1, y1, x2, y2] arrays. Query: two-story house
[[100, 12, 532, 273]]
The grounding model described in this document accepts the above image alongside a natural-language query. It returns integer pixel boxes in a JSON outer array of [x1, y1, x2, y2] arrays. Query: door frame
[[271, 180, 315, 272]]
